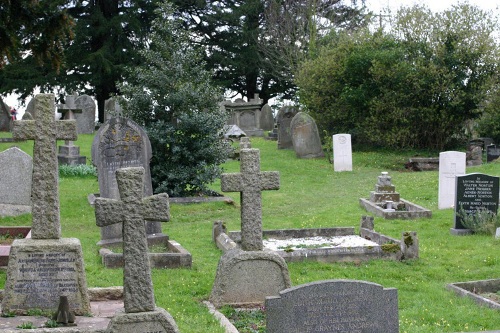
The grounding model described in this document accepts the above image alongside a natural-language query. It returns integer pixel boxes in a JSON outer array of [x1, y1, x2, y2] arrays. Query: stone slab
[[0, 147, 32, 206], [106, 307, 179, 333]]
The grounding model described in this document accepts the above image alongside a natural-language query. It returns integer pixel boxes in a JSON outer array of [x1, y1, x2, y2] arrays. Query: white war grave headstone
[[438, 151, 466, 209], [94, 167, 180, 332], [2, 94, 90, 315], [333, 134, 353, 172]]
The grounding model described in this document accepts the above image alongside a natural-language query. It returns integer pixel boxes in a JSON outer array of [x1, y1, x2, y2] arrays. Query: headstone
[[260, 103, 274, 131], [92, 117, 162, 245], [438, 151, 466, 209], [223, 94, 264, 136], [265, 280, 399, 333], [486, 144, 500, 162], [104, 97, 123, 122], [2, 94, 90, 315], [210, 148, 291, 307], [23, 98, 35, 120], [0, 147, 32, 206], [466, 142, 482, 166], [74, 94, 96, 134], [276, 105, 299, 149], [0, 100, 10, 131], [290, 112, 324, 159], [453, 173, 499, 235], [333, 133, 353, 171], [57, 95, 87, 166], [95, 167, 180, 333]]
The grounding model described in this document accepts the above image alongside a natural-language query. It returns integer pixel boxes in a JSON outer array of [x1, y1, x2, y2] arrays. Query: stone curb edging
[[203, 301, 239, 333]]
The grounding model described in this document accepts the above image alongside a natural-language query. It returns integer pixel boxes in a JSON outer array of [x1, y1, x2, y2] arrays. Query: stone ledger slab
[[1, 238, 91, 315], [266, 279, 399, 333], [106, 307, 179, 333]]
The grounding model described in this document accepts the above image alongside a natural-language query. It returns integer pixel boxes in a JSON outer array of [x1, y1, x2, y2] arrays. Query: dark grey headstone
[[487, 145, 500, 162], [0, 147, 32, 206], [92, 117, 161, 242], [276, 106, 299, 149], [454, 173, 499, 230], [266, 280, 399, 333], [290, 112, 324, 159], [260, 103, 274, 131], [75, 94, 96, 134]]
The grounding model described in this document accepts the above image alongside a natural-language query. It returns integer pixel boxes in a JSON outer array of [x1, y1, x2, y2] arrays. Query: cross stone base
[[57, 144, 87, 166], [107, 307, 180, 333], [2, 238, 91, 315], [210, 249, 291, 308]]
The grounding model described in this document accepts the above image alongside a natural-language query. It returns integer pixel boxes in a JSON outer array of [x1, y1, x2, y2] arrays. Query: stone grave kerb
[[12, 94, 77, 239], [94, 167, 170, 313], [221, 148, 280, 251]]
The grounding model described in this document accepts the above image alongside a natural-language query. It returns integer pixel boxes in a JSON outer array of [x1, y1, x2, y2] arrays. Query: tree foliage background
[[119, 2, 230, 197], [296, 4, 500, 150]]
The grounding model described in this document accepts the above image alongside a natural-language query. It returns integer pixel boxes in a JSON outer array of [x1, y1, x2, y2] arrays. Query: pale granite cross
[[94, 167, 170, 313], [12, 94, 77, 239], [221, 148, 280, 251]]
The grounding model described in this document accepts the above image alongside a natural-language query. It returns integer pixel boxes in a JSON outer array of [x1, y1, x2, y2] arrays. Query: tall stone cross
[[58, 95, 82, 144], [94, 167, 170, 313], [221, 148, 280, 251], [12, 94, 77, 239]]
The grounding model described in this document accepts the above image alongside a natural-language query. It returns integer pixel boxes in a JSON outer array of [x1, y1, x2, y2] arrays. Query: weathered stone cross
[[94, 167, 170, 313], [58, 95, 82, 144], [221, 148, 280, 251], [12, 94, 77, 239]]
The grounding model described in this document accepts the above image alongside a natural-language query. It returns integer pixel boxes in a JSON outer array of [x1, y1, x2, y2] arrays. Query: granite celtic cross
[[12, 94, 77, 239], [94, 167, 170, 313], [221, 148, 280, 251]]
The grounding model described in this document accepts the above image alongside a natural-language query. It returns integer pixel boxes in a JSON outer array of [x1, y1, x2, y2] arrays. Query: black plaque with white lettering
[[455, 173, 499, 229]]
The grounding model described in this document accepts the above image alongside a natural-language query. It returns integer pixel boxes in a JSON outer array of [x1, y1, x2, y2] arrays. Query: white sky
[[3, 0, 500, 115]]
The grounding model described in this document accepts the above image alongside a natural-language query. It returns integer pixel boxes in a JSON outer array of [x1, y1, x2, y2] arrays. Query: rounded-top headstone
[[290, 112, 324, 158], [276, 105, 299, 149], [260, 103, 274, 131]]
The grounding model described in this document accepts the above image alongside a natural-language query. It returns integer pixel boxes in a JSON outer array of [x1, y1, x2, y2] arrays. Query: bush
[[457, 207, 500, 235]]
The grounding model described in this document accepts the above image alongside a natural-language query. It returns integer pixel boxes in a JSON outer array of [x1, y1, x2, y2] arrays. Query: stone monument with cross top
[[2, 94, 91, 315], [210, 148, 291, 307], [94, 167, 179, 332], [57, 95, 87, 165]]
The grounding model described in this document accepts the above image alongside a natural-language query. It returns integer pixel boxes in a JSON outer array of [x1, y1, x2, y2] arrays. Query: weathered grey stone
[[239, 137, 251, 149], [260, 103, 274, 131], [221, 149, 279, 251], [106, 307, 179, 333], [210, 249, 291, 308], [224, 94, 264, 136], [12, 94, 77, 239], [1, 238, 91, 315], [104, 97, 123, 121], [276, 106, 299, 149], [223, 124, 246, 139], [94, 167, 170, 313], [290, 112, 324, 159], [57, 95, 87, 166], [0, 100, 10, 131], [266, 280, 399, 333], [92, 117, 161, 243], [74, 95, 96, 134], [0, 147, 32, 206]]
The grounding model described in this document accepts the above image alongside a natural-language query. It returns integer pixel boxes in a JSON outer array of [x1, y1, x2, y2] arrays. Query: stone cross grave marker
[[94, 167, 170, 313], [12, 94, 77, 239], [221, 148, 279, 251], [453, 173, 499, 234], [438, 151, 466, 209], [333, 133, 353, 171], [57, 95, 86, 165]]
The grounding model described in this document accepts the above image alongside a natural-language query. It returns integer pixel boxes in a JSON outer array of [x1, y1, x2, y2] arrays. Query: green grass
[[1, 133, 500, 332]]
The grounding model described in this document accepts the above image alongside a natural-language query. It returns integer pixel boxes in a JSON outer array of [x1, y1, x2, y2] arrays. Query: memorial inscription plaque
[[454, 173, 499, 230]]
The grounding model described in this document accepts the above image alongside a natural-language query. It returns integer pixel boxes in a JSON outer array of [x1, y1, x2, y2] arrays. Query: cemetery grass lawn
[[0, 134, 500, 332]]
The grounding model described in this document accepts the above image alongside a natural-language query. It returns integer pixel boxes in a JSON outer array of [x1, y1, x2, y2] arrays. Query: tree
[[296, 4, 499, 150], [119, 2, 230, 197]]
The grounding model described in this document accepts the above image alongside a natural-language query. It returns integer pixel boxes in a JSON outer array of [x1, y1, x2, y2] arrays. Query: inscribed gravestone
[[277, 106, 299, 149], [438, 151, 466, 209], [260, 103, 274, 131], [333, 134, 353, 172], [290, 112, 324, 159], [453, 173, 499, 233], [0, 147, 32, 206], [74, 94, 96, 134], [2, 94, 90, 315], [92, 117, 162, 244], [265, 280, 399, 333]]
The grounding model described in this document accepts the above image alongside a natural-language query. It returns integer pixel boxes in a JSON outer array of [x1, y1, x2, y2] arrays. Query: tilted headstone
[[92, 117, 162, 244], [2, 94, 90, 315], [95, 167, 179, 332], [290, 112, 324, 159], [438, 151, 466, 209], [0, 147, 32, 206], [265, 280, 399, 333], [220, 148, 280, 251], [276, 105, 299, 149], [260, 103, 274, 131], [74, 94, 96, 134], [333, 133, 353, 171], [453, 173, 499, 235], [211, 148, 291, 307]]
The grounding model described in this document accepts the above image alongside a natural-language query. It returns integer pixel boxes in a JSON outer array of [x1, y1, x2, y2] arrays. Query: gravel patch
[[263, 235, 379, 251]]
